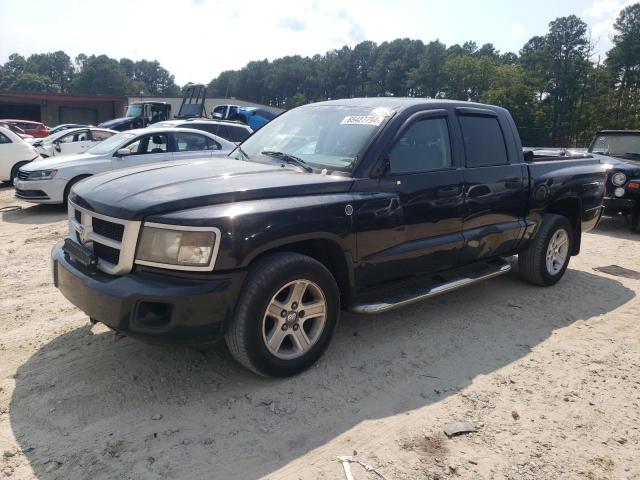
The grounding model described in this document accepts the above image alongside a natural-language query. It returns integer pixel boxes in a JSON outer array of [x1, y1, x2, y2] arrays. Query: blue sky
[[0, 0, 635, 85]]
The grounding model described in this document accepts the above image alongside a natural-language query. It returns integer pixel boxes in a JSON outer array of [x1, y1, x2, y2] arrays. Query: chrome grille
[[17, 170, 29, 180], [67, 201, 141, 275]]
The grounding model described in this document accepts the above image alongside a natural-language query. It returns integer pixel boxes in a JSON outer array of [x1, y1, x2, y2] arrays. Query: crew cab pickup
[[52, 99, 606, 377]]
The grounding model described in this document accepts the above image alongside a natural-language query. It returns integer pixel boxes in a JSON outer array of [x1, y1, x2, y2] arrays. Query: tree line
[[0, 52, 180, 97], [208, 6, 640, 146], [1, 4, 639, 146]]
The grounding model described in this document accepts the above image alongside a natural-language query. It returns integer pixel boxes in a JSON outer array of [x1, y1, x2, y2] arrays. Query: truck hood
[[71, 158, 353, 220], [98, 117, 133, 129], [601, 154, 640, 177]]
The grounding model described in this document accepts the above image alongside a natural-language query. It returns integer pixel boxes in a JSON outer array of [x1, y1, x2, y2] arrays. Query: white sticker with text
[[340, 115, 386, 126]]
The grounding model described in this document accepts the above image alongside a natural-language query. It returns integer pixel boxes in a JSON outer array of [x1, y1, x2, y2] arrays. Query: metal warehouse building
[[0, 91, 126, 126], [0, 90, 283, 127]]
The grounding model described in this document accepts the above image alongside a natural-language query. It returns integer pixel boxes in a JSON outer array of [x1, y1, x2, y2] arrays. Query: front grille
[[92, 217, 125, 241], [67, 201, 141, 275], [17, 170, 29, 180], [15, 189, 48, 198], [93, 243, 120, 265]]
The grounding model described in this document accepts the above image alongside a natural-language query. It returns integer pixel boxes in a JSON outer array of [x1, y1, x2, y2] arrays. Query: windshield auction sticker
[[341, 115, 386, 126]]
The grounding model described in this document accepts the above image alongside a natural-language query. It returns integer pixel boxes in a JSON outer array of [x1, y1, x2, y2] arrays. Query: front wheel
[[225, 252, 340, 377], [518, 214, 572, 286]]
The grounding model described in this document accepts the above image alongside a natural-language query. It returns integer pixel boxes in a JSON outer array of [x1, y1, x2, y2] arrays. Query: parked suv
[[153, 118, 252, 143], [53, 99, 606, 377], [588, 130, 640, 232]]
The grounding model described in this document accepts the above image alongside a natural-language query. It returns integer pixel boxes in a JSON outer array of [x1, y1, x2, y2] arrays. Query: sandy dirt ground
[[0, 182, 639, 480]]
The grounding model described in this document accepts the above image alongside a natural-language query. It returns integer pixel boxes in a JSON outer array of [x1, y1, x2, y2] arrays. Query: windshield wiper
[[623, 152, 640, 158], [260, 151, 313, 173]]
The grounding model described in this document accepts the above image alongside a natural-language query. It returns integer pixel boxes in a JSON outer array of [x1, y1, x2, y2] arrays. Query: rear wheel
[[225, 252, 340, 377], [518, 214, 572, 286]]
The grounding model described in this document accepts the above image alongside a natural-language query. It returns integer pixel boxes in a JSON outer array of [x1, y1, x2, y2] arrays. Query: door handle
[[436, 186, 461, 198], [467, 184, 491, 198]]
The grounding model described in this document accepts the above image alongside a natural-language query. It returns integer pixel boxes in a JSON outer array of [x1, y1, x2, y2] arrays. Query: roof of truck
[[309, 97, 499, 111]]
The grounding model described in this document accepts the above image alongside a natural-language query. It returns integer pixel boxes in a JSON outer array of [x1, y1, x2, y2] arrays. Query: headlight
[[26, 169, 57, 180], [611, 172, 627, 186], [135, 224, 220, 270]]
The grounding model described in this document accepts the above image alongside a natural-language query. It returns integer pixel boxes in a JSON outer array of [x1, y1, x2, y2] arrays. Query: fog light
[[614, 187, 625, 197]]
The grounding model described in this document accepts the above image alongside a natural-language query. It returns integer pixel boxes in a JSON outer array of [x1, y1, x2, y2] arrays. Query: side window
[[228, 126, 250, 142], [388, 117, 452, 174], [459, 115, 509, 167], [124, 134, 168, 155], [591, 136, 609, 154], [207, 138, 221, 150], [58, 132, 76, 143], [91, 130, 114, 141], [213, 106, 225, 116], [174, 132, 213, 152], [0, 132, 11, 144], [76, 131, 89, 142]]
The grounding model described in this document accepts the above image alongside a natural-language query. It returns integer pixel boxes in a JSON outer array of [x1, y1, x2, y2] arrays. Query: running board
[[350, 259, 512, 314]]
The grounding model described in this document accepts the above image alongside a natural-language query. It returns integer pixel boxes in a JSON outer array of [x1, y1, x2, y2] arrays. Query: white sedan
[[28, 127, 118, 158], [14, 127, 235, 204], [0, 126, 41, 184]]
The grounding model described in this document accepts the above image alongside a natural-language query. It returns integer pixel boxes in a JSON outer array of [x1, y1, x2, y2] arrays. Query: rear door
[[457, 108, 527, 262], [356, 109, 465, 285], [111, 133, 172, 169]]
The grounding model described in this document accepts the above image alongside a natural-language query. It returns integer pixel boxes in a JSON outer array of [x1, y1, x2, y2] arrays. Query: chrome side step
[[350, 259, 512, 314]]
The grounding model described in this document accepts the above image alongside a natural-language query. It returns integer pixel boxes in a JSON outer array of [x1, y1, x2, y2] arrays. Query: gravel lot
[[0, 182, 639, 480]]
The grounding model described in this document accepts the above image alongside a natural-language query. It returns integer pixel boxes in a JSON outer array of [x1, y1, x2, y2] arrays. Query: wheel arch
[[544, 196, 582, 255], [245, 235, 354, 308]]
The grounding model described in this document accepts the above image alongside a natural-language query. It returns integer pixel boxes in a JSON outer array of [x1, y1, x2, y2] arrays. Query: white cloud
[[510, 21, 526, 39], [583, 0, 637, 53]]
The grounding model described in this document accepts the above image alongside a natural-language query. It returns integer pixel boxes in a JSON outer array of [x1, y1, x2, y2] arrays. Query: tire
[[9, 161, 29, 186], [518, 213, 573, 286], [63, 175, 89, 206], [225, 252, 340, 377]]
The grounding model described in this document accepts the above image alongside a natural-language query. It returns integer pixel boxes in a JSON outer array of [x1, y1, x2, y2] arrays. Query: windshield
[[591, 134, 640, 156], [125, 104, 143, 118], [85, 132, 136, 155], [235, 105, 393, 172]]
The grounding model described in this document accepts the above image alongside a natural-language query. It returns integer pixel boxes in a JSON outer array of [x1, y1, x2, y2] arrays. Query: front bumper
[[52, 241, 246, 345], [14, 177, 67, 204], [603, 195, 637, 213]]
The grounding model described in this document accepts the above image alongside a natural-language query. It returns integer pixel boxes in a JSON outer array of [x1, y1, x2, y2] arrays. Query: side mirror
[[116, 148, 131, 157]]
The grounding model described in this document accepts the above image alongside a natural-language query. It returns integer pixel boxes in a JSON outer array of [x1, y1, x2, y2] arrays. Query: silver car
[[14, 127, 235, 204]]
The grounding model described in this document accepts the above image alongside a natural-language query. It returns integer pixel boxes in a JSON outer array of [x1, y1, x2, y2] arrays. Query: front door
[[355, 111, 465, 286], [111, 133, 173, 170], [57, 129, 92, 156], [457, 111, 528, 262]]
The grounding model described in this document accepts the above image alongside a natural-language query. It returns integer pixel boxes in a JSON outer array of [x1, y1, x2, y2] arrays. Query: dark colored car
[[52, 98, 606, 377], [0, 119, 49, 138], [98, 102, 171, 132], [588, 130, 640, 232]]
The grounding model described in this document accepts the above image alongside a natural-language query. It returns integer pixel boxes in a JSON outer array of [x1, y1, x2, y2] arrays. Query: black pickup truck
[[52, 98, 606, 377], [587, 130, 640, 232]]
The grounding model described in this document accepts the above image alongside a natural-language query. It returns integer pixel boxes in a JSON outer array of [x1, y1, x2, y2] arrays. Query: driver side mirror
[[116, 148, 131, 157], [53, 140, 61, 152]]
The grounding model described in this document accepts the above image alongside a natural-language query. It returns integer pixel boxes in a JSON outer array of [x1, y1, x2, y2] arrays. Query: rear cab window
[[459, 115, 509, 167]]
